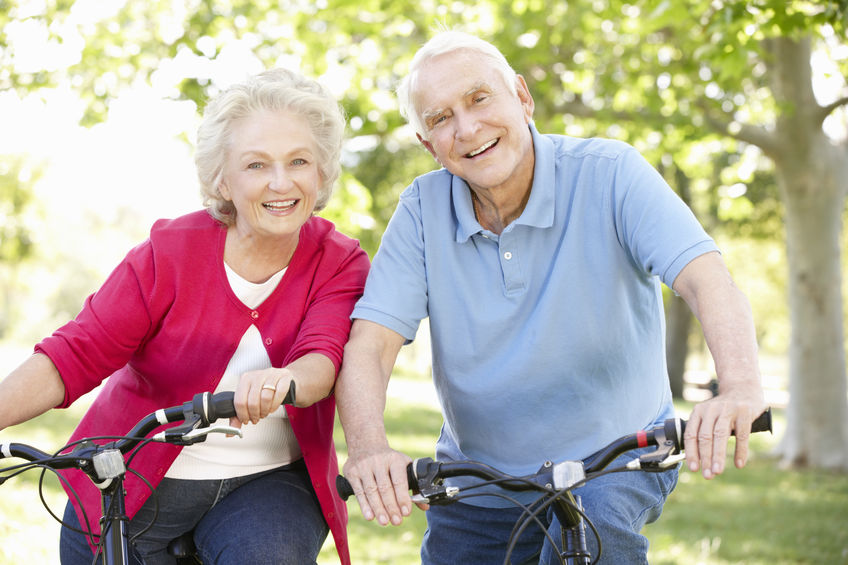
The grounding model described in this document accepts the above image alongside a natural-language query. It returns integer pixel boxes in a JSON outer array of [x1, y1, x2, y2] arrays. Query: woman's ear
[[218, 181, 231, 201]]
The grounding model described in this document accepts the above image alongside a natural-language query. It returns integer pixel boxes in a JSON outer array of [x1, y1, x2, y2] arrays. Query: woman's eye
[[291, 158, 307, 166], [247, 162, 263, 170]]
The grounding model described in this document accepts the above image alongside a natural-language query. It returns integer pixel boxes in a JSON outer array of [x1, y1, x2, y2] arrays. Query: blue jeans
[[421, 450, 678, 565], [59, 459, 329, 564]]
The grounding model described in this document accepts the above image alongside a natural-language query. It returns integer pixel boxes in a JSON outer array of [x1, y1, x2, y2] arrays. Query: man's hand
[[683, 384, 766, 479], [342, 446, 427, 526]]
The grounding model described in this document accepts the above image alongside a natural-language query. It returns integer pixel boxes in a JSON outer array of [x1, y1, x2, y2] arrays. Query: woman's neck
[[223, 227, 298, 283]]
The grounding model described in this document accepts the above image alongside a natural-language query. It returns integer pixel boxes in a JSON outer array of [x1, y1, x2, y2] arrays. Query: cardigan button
[[251, 310, 259, 319], [265, 338, 273, 345]]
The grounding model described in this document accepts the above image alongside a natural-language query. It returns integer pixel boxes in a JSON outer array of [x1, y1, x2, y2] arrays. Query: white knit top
[[164, 263, 301, 480]]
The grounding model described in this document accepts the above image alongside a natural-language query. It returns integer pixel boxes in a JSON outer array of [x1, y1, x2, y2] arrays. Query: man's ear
[[417, 133, 440, 164], [515, 74, 536, 123]]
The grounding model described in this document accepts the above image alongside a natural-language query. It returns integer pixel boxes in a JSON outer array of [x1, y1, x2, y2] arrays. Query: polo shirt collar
[[453, 122, 556, 243]]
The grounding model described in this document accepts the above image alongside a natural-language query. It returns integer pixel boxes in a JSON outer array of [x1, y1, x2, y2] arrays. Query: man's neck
[[471, 186, 531, 235]]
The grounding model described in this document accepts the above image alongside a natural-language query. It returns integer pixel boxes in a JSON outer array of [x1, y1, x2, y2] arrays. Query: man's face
[[413, 50, 535, 195]]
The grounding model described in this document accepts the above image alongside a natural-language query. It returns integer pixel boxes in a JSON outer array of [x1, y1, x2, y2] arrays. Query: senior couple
[[0, 30, 764, 565]]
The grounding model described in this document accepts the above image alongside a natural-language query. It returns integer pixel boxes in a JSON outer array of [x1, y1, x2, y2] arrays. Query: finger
[[710, 412, 733, 476], [226, 416, 243, 437], [697, 416, 716, 479], [259, 382, 279, 419], [683, 411, 702, 473], [391, 461, 412, 519], [350, 477, 376, 522], [374, 468, 404, 525], [732, 407, 753, 469], [233, 384, 250, 426], [361, 470, 393, 526]]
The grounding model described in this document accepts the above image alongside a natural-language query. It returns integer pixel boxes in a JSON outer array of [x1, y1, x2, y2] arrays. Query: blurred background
[[1, 0, 846, 563]]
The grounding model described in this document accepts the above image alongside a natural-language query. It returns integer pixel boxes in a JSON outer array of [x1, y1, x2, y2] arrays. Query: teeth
[[467, 139, 497, 157], [263, 200, 297, 210]]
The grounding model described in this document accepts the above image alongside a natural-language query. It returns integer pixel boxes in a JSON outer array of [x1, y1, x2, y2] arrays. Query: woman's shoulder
[[300, 216, 362, 253], [150, 209, 220, 237]]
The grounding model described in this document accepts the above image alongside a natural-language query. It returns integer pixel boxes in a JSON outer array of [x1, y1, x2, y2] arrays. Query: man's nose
[[453, 110, 480, 141]]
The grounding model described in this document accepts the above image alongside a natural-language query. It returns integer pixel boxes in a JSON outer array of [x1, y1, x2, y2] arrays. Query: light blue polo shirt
[[353, 123, 717, 505]]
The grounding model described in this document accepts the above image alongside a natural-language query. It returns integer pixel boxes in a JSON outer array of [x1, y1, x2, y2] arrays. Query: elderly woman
[[0, 68, 369, 564]]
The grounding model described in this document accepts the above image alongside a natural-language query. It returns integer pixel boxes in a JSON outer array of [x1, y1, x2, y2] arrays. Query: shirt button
[[503, 251, 513, 260], [251, 311, 259, 319], [265, 338, 273, 345]]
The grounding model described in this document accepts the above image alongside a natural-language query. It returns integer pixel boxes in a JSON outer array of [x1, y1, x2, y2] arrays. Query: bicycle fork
[[552, 492, 591, 565], [100, 483, 131, 565]]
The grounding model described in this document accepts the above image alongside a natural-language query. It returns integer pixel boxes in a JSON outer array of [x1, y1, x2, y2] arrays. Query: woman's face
[[219, 109, 322, 243]]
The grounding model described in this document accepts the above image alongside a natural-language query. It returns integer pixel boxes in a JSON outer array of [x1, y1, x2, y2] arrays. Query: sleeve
[[351, 184, 430, 342], [610, 147, 719, 288], [283, 236, 371, 373], [35, 241, 157, 407]]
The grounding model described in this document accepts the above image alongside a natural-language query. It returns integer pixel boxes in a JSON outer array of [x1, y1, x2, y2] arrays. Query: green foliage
[[0, 157, 39, 264]]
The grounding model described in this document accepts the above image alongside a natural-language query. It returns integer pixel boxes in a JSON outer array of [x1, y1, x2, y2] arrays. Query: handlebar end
[[336, 475, 354, 501]]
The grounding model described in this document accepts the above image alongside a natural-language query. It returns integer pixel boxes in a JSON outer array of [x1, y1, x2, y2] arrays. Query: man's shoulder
[[400, 168, 453, 199], [545, 132, 634, 162]]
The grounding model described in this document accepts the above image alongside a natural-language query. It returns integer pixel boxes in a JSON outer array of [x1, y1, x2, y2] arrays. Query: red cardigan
[[36, 210, 368, 564]]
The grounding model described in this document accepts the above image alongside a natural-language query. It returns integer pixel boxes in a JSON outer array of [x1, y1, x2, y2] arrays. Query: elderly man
[[336, 30, 765, 564]]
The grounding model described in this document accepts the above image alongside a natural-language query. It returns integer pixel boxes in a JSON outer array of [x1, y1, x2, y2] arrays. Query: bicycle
[[0, 384, 295, 565], [336, 408, 773, 565]]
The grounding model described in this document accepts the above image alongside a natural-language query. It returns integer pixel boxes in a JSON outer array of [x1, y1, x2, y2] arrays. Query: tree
[[2, 0, 846, 468]]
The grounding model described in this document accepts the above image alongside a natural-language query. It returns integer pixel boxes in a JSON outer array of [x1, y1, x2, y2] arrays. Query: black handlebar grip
[[750, 408, 773, 434], [336, 475, 355, 501], [206, 391, 237, 421]]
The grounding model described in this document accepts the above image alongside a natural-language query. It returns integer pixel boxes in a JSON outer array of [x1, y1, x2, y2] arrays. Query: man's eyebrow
[[421, 82, 493, 124], [422, 108, 444, 121], [464, 81, 490, 97]]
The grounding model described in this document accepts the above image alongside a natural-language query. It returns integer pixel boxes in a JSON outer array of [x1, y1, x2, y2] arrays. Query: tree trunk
[[768, 37, 848, 469], [665, 163, 697, 400], [666, 294, 693, 399], [777, 141, 848, 469]]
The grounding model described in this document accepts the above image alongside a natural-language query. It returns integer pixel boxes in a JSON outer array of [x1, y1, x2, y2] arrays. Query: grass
[[2, 376, 847, 564]]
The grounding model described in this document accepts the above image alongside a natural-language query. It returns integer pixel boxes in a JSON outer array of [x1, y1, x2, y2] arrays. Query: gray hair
[[195, 67, 345, 224], [397, 31, 518, 139]]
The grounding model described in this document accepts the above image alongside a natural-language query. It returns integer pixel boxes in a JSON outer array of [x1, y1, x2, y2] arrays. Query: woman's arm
[[0, 353, 66, 431]]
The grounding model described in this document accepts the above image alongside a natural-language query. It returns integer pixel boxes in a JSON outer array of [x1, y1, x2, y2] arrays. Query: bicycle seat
[[167, 531, 201, 564]]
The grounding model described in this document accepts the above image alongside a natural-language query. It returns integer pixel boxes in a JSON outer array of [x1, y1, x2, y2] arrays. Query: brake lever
[[626, 426, 680, 471], [153, 423, 243, 445]]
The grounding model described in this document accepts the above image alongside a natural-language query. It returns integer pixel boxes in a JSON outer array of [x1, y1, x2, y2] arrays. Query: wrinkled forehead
[[410, 50, 505, 114]]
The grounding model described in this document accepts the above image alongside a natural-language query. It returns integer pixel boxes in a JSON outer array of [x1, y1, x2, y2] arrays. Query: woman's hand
[[230, 368, 294, 428]]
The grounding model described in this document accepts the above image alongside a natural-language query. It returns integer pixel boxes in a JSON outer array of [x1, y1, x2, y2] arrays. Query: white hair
[[397, 31, 518, 139]]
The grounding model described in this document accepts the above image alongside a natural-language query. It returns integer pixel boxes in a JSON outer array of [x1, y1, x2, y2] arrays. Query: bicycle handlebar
[[0, 381, 297, 480], [335, 408, 772, 502]]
